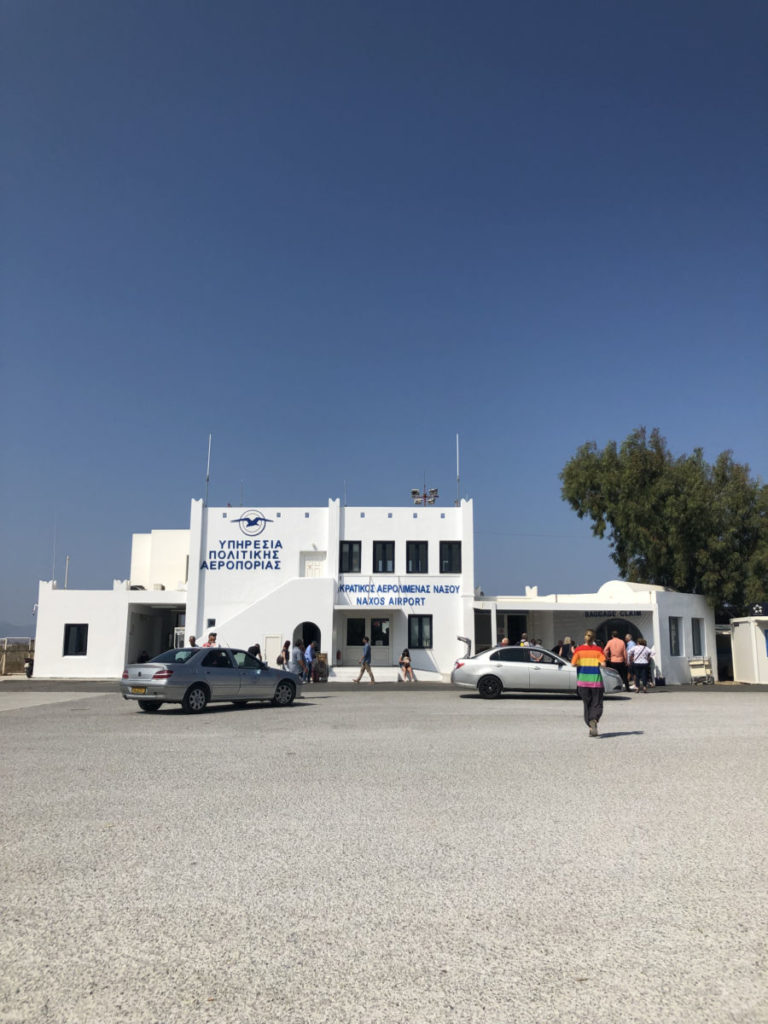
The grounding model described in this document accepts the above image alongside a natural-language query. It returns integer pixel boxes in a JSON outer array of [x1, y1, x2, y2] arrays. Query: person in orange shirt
[[603, 631, 628, 690], [572, 630, 606, 737]]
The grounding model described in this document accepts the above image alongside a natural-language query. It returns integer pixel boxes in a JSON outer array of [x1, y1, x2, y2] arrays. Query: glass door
[[371, 617, 391, 666]]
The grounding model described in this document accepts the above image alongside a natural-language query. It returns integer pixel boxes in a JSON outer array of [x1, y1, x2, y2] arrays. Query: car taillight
[[454, 661, 464, 669], [122, 670, 129, 679], [152, 668, 174, 680]]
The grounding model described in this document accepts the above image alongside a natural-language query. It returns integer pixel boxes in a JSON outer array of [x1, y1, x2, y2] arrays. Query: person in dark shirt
[[355, 637, 375, 684]]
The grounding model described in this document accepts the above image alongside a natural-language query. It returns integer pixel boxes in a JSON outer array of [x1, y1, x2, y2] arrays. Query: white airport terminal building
[[33, 497, 717, 684]]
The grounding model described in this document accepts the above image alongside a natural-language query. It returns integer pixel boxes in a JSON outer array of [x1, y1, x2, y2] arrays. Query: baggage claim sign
[[200, 511, 283, 572]]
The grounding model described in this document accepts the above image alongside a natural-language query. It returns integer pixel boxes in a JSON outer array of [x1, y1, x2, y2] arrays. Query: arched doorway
[[294, 621, 321, 648], [594, 618, 639, 646]]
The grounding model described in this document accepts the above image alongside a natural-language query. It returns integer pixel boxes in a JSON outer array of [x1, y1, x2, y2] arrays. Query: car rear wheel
[[138, 700, 163, 712], [182, 684, 208, 714], [478, 675, 503, 699], [272, 680, 296, 707]]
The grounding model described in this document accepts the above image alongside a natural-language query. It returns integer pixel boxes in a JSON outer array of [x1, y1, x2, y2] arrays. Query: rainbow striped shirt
[[571, 643, 606, 687]]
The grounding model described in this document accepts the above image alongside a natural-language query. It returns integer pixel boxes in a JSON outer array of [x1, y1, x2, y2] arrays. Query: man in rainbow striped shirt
[[572, 630, 606, 738]]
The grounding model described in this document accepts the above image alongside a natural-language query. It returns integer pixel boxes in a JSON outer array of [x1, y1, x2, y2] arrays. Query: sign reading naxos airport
[[338, 583, 460, 607]]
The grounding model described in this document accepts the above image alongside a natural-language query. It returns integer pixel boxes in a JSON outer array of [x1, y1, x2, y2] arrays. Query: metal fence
[[0, 638, 34, 675]]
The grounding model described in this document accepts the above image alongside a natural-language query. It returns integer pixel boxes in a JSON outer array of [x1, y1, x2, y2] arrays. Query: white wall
[[130, 529, 189, 590], [34, 580, 186, 679], [731, 618, 768, 684]]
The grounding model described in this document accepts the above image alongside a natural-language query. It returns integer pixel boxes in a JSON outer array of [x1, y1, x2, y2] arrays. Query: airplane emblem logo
[[232, 509, 273, 537]]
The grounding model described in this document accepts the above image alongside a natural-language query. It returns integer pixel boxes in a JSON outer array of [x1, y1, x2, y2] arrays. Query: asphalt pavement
[[1, 686, 766, 1024]]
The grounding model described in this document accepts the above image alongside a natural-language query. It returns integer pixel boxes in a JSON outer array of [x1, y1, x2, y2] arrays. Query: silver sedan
[[120, 647, 303, 713], [451, 645, 624, 698]]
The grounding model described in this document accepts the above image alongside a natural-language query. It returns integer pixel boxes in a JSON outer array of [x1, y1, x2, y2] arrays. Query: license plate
[[130, 686, 147, 695]]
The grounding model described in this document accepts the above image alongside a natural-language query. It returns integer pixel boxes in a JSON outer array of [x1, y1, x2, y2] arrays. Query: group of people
[[552, 631, 655, 693], [186, 633, 218, 648], [276, 639, 322, 682], [571, 629, 657, 737], [186, 632, 323, 682], [500, 633, 543, 648]]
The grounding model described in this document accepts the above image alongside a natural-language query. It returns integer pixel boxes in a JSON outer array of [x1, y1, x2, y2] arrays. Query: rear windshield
[[150, 649, 197, 665]]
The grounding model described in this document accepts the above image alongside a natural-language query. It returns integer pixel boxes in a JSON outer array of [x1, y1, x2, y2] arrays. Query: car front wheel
[[272, 681, 296, 707], [182, 684, 209, 714], [138, 700, 163, 712], [478, 675, 503, 699]]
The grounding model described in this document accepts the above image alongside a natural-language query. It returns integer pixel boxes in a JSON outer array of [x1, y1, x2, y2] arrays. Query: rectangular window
[[373, 541, 395, 573], [669, 616, 682, 657], [439, 541, 461, 574], [406, 541, 428, 574], [63, 624, 88, 656], [339, 541, 361, 573], [408, 614, 433, 649], [346, 618, 365, 646], [691, 618, 703, 657]]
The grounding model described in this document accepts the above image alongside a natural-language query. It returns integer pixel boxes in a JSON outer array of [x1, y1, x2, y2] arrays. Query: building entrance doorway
[[294, 621, 321, 648], [340, 614, 392, 667], [594, 618, 638, 647], [499, 614, 527, 645]]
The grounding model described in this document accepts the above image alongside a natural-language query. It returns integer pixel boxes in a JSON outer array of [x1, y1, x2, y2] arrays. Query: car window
[[530, 649, 557, 663], [151, 649, 197, 665], [201, 650, 234, 669], [232, 650, 263, 669], [491, 648, 530, 663]]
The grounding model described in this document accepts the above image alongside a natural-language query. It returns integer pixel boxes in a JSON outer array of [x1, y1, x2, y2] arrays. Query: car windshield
[[149, 649, 198, 665]]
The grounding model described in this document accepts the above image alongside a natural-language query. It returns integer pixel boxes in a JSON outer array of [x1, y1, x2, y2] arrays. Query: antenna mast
[[456, 433, 460, 505], [205, 434, 212, 506]]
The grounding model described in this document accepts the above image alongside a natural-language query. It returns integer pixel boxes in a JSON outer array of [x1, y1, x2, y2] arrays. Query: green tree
[[560, 428, 768, 617]]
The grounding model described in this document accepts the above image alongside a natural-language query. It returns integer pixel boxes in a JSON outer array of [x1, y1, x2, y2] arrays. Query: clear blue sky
[[2, 0, 766, 630]]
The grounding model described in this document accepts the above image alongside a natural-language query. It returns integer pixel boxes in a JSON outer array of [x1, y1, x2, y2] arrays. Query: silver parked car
[[451, 645, 624, 699], [121, 647, 302, 713]]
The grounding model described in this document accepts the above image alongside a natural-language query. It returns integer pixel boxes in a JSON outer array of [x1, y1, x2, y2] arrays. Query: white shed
[[730, 616, 768, 684]]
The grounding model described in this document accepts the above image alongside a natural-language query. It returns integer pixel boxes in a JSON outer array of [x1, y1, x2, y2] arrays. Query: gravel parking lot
[[1, 686, 766, 1024]]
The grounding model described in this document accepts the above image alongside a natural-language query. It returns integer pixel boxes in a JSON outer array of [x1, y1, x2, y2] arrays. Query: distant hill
[[0, 621, 35, 639]]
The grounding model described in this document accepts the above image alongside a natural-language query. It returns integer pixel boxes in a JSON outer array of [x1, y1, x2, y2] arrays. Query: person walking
[[297, 641, 307, 680], [603, 631, 627, 690], [355, 636, 375, 684], [625, 634, 637, 690], [629, 637, 654, 693], [572, 629, 606, 737], [279, 640, 291, 668], [288, 639, 302, 676], [305, 640, 316, 683]]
